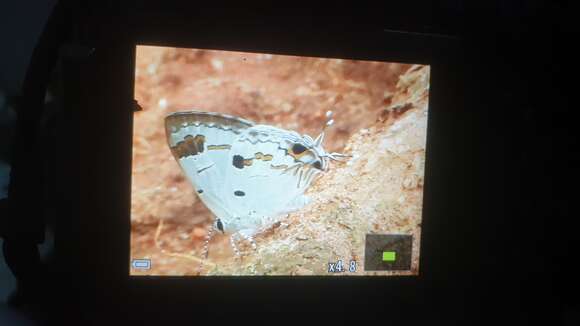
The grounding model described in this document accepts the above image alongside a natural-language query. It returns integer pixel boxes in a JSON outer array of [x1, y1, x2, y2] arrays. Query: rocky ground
[[130, 45, 428, 276]]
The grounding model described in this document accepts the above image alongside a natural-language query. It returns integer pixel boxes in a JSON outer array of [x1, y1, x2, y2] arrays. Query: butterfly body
[[165, 110, 343, 259]]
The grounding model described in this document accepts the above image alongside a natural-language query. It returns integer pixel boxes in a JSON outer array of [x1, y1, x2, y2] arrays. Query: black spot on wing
[[291, 143, 307, 155], [233, 155, 245, 169], [216, 219, 224, 233], [234, 190, 245, 197], [197, 189, 204, 194], [313, 160, 322, 170]]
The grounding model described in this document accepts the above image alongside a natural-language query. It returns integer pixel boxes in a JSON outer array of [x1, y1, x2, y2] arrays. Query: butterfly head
[[288, 110, 349, 172]]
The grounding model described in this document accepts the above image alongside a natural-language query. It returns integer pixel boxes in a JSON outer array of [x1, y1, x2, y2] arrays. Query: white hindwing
[[221, 125, 320, 231], [165, 112, 323, 234], [165, 111, 254, 222]]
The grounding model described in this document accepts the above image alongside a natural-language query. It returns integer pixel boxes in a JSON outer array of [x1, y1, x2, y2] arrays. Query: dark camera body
[[2, 2, 575, 324]]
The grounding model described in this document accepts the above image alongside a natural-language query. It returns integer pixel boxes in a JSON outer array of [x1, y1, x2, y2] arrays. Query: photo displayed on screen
[[131, 45, 429, 276]]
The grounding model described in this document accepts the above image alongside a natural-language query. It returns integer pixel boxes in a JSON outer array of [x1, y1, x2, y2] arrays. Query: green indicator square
[[364, 234, 412, 271], [382, 251, 396, 262]]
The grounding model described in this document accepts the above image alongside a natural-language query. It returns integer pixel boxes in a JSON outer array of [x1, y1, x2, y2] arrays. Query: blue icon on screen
[[132, 259, 151, 270]]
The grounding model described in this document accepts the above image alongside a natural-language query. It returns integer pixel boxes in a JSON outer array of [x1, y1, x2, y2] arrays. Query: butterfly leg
[[239, 229, 258, 251], [201, 224, 215, 260], [196, 224, 215, 274], [230, 233, 242, 259]]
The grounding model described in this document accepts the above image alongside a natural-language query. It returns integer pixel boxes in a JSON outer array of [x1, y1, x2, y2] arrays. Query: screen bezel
[[74, 16, 469, 318]]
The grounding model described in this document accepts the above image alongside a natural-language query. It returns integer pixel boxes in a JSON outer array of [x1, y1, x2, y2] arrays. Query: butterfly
[[164, 110, 347, 261]]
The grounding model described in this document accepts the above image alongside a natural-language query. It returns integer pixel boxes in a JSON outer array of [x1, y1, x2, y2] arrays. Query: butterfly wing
[[165, 111, 255, 220], [221, 125, 323, 231]]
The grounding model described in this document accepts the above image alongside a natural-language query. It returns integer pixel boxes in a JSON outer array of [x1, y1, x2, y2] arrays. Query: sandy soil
[[130, 45, 428, 276]]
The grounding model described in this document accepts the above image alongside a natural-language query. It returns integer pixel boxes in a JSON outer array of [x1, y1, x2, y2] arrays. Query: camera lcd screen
[[130, 45, 429, 276]]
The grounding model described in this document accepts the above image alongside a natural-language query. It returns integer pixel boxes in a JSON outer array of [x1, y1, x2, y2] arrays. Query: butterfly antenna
[[314, 110, 334, 146]]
